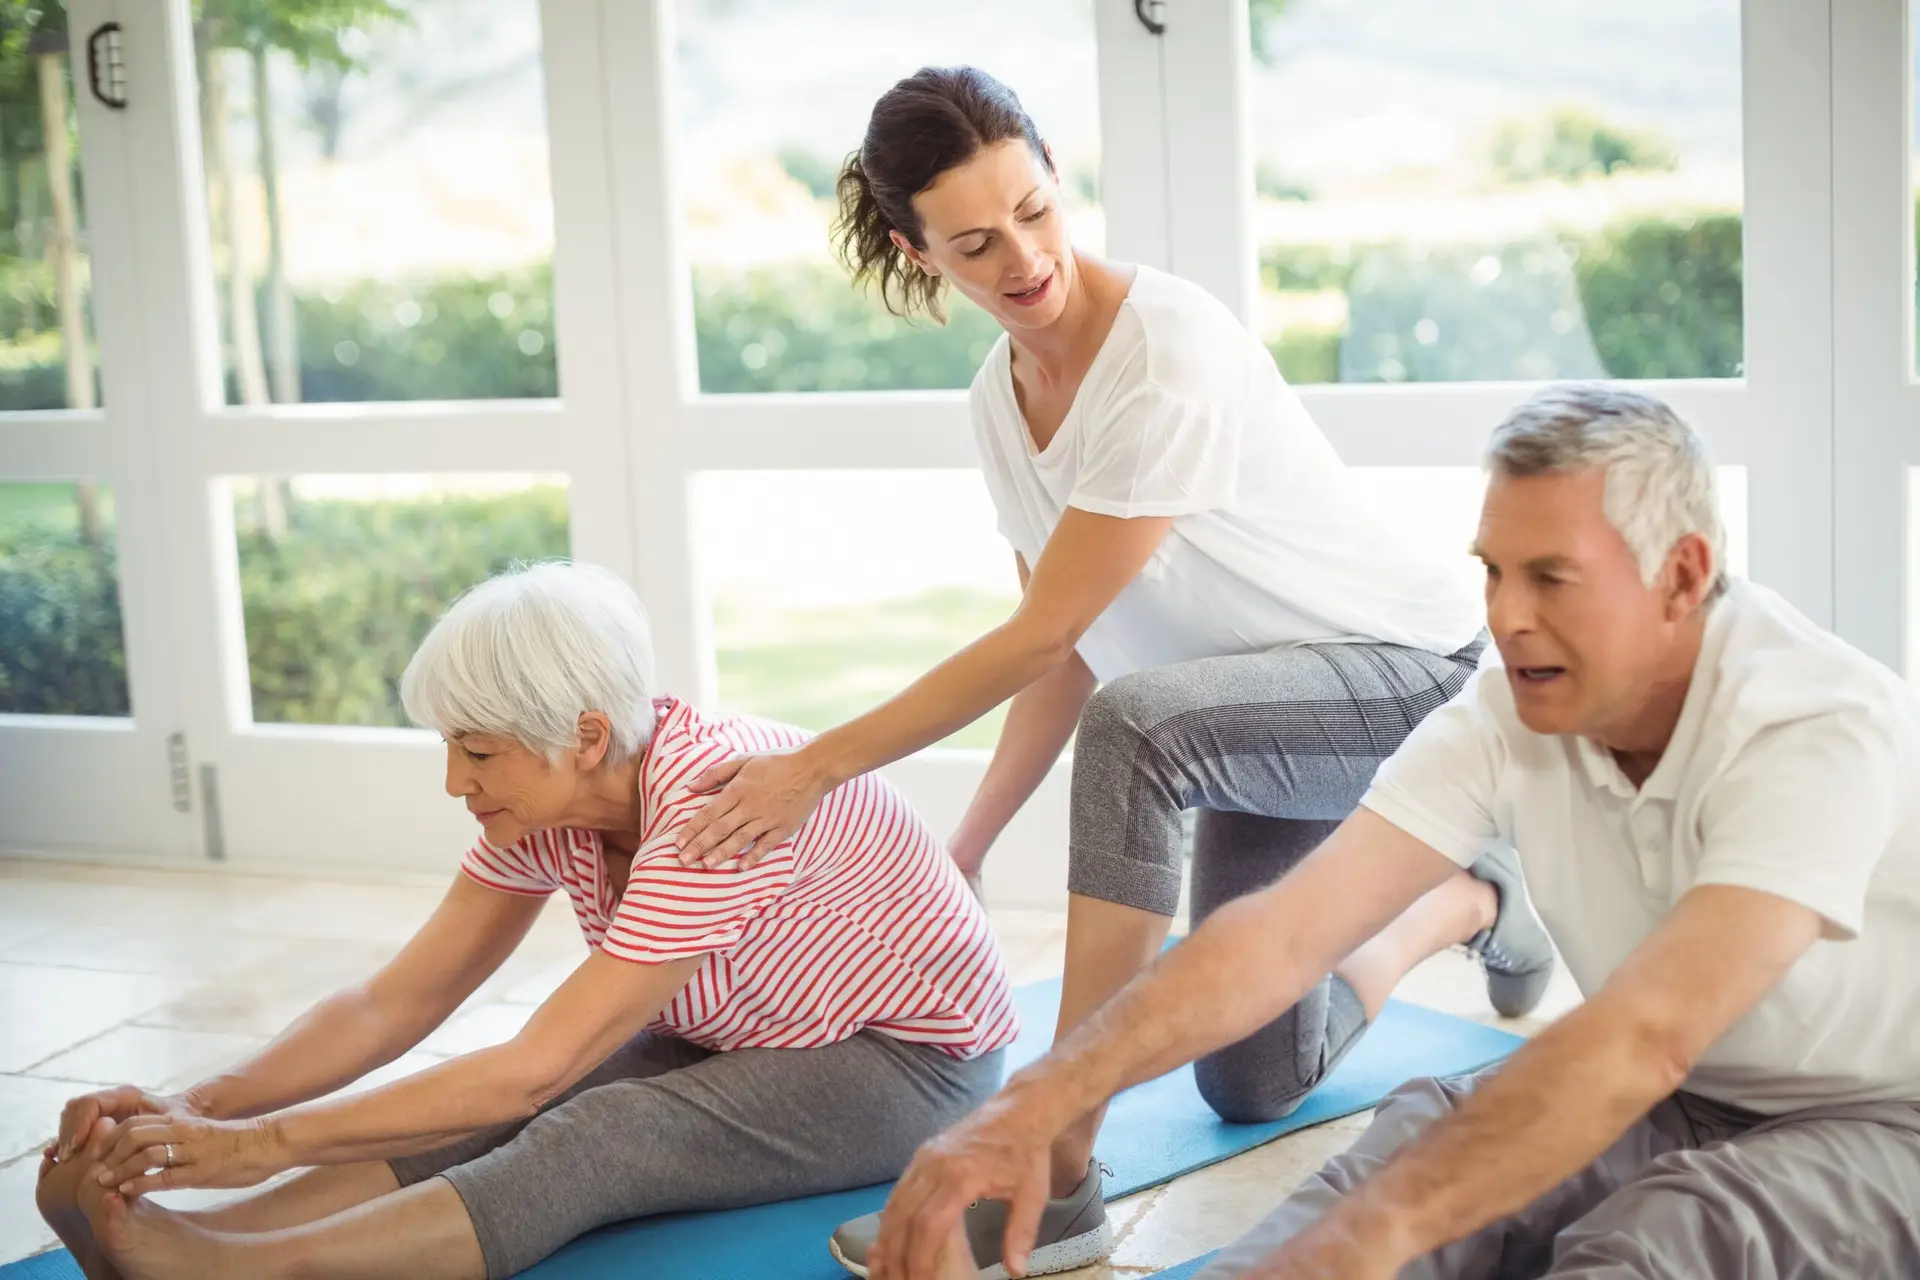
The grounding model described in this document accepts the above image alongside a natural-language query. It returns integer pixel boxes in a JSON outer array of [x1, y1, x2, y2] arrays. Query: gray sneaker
[[1466, 844, 1555, 1018], [829, 1161, 1112, 1279]]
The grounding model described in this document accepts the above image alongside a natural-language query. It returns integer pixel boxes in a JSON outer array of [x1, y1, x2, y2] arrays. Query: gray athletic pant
[[389, 1030, 1003, 1279], [1068, 636, 1485, 1125], [1197, 1064, 1920, 1278]]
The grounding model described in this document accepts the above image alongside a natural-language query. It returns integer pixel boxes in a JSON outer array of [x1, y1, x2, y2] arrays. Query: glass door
[[78, 0, 634, 870], [0, 0, 194, 858]]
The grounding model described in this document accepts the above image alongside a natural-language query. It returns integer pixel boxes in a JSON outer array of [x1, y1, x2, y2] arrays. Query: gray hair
[[1485, 383, 1728, 602], [400, 561, 658, 762]]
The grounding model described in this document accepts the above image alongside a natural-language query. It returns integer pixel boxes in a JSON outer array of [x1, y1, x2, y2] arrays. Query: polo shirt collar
[[1571, 591, 1736, 802]]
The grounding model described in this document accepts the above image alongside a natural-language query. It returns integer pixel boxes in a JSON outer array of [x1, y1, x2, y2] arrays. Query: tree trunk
[[251, 44, 299, 407], [36, 50, 103, 546], [202, 42, 284, 540]]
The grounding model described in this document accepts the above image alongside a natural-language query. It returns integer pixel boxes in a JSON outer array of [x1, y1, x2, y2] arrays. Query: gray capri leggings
[[390, 1029, 1003, 1279], [1068, 635, 1485, 1125]]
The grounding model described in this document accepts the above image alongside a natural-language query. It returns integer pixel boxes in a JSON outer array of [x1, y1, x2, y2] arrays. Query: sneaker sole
[[828, 1219, 1114, 1279]]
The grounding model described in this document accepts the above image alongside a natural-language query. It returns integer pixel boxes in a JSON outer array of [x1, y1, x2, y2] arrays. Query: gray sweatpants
[[1069, 637, 1485, 1124], [1198, 1064, 1920, 1279], [389, 1030, 1003, 1279]]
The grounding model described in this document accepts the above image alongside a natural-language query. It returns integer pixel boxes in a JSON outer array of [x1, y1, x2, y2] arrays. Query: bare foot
[[35, 1119, 123, 1280], [77, 1158, 246, 1280]]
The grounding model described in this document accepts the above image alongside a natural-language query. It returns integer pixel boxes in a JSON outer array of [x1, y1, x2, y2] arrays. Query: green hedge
[[1259, 212, 1743, 382], [0, 527, 129, 715], [6, 200, 1915, 724], [236, 485, 569, 726]]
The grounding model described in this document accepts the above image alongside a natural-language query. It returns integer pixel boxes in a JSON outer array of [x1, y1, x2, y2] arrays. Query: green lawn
[[0, 482, 112, 540], [714, 585, 1019, 750]]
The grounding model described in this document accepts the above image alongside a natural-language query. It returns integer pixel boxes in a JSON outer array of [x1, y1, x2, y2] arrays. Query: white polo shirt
[[1361, 580, 1920, 1113]]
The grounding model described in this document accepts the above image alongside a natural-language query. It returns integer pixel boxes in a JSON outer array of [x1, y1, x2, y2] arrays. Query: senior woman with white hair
[[34, 561, 1016, 1280]]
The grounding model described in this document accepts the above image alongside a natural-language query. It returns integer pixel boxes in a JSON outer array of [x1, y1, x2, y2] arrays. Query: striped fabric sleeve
[[459, 835, 557, 897]]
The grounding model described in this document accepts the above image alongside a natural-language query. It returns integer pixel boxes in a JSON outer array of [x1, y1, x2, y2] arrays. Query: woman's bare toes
[[79, 1171, 228, 1280], [36, 1120, 123, 1280]]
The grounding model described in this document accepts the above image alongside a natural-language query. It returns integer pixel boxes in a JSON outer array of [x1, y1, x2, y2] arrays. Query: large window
[[195, 0, 557, 405], [674, 0, 1102, 394], [1246, 0, 1742, 384], [1, 1, 98, 412]]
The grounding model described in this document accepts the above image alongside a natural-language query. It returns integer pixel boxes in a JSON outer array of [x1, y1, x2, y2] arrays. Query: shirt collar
[[1571, 590, 1737, 803]]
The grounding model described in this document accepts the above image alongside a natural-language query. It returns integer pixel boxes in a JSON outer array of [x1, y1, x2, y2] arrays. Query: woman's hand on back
[[675, 749, 827, 869]]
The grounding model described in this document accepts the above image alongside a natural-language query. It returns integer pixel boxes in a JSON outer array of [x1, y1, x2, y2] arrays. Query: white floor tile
[[0, 965, 184, 1073]]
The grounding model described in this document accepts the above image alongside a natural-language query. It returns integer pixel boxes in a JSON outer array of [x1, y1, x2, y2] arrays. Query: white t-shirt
[[1362, 580, 1920, 1113], [969, 265, 1483, 683]]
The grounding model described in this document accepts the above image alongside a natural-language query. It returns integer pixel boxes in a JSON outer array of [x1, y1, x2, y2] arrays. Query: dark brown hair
[[832, 66, 1050, 322]]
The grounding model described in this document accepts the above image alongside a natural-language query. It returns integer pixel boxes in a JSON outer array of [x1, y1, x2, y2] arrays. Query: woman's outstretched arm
[[676, 510, 1172, 868], [92, 949, 703, 1190], [54, 875, 544, 1158]]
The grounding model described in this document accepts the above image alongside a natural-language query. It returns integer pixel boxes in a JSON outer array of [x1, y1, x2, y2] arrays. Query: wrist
[[1320, 1188, 1424, 1267], [798, 735, 855, 793], [181, 1080, 224, 1120], [256, 1114, 299, 1169], [1001, 1061, 1095, 1135]]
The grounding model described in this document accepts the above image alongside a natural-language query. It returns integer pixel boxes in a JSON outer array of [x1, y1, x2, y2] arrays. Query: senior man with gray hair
[[34, 561, 1016, 1280], [866, 383, 1920, 1280]]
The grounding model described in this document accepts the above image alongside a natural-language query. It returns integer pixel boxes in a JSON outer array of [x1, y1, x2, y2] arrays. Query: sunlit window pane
[[196, 0, 557, 405], [1248, 0, 1743, 384]]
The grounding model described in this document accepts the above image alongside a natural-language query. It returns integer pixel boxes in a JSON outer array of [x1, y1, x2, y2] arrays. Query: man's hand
[[674, 750, 825, 869], [49, 1086, 199, 1164], [870, 1090, 1056, 1279]]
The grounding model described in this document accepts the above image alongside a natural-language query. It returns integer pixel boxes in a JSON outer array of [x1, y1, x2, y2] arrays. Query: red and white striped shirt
[[461, 697, 1018, 1059]]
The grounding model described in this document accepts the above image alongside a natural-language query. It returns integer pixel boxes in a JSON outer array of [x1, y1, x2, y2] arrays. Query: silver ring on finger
[[163, 1143, 175, 1168]]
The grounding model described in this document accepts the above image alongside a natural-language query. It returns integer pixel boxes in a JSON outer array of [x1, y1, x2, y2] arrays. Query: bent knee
[[1194, 1053, 1312, 1126]]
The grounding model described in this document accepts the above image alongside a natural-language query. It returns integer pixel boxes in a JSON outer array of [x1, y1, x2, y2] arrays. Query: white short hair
[[1485, 383, 1728, 602], [400, 561, 658, 762]]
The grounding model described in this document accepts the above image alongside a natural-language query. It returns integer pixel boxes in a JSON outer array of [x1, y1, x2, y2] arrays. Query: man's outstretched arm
[[871, 808, 1463, 1280], [1249, 883, 1823, 1278]]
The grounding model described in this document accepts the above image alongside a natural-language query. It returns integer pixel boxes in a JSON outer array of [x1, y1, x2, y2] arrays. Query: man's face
[[1475, 467, 1704, 740]]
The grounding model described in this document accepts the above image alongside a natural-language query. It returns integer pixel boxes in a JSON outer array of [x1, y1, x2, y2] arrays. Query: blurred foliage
[[13, 189, 1919, 723], [234, 484, 568, 726], [1488, 107, 1678, 184], [692, 263, 1004, 393], [1258, 210, 1745, 383], [0, 483, 127, 715], [775, 145, 841, 201], [278, 269, 559, 402]]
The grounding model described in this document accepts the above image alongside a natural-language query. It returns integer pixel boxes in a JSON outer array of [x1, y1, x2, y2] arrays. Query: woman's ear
[[889, 228, 939, 277], [574, 712, 615, 769]]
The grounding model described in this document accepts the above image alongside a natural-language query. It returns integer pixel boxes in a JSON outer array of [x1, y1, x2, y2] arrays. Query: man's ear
[[1663, 531, 1717, 618]]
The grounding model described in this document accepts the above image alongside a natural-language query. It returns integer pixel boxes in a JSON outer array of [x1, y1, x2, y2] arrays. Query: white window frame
[[5, 0, 1908, 913]]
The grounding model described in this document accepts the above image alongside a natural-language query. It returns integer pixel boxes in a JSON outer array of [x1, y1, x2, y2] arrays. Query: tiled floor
[[0, 857, 1580, 1274]]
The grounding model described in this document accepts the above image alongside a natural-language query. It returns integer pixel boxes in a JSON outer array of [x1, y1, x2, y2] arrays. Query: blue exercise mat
[[1151, 1255, 1220, 1279], [4, 982, 1518, 1280]]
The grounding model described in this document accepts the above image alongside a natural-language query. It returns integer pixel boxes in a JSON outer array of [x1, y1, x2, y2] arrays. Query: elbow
[[500, 1046, 578, 1117], [1621, 1013, 1698, 1099], [1005, 614, 1081, 674]]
